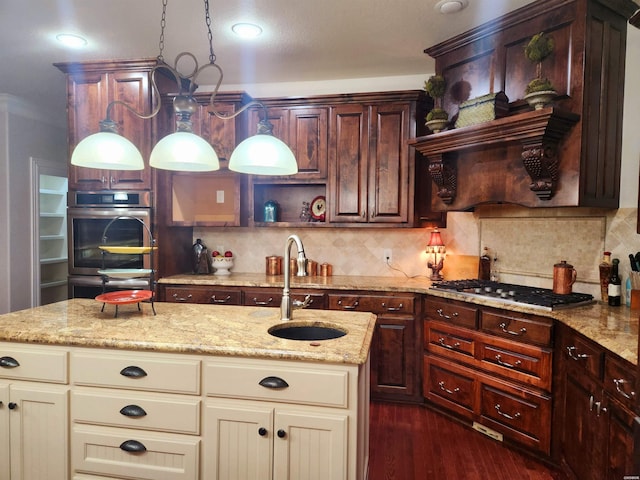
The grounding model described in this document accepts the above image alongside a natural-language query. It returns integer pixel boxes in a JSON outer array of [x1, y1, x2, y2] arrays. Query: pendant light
[[70, 0, 296, 175]]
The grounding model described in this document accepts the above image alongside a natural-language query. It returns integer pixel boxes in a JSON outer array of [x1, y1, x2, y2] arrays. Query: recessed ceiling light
[[434, 0, 469, 14], [56, 33, 88, 48], [231, 23, 263, 39]]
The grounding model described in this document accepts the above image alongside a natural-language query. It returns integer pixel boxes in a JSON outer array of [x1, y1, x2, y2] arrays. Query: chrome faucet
[[281, 234, 310, 321]]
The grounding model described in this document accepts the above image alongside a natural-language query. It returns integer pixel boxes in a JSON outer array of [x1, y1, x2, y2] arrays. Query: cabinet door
[[203, 401, 273, 480], [0, 383, 8, 480], [562, 372, 605, 480], [368, 103, 411, 223], [287, 107, 328, 180], [201, 102, 238, 162], [371, 314, 416, 399], [328, 104, 369, 222], [605, 395, 636, 480], [273, 410, 348, 480], [8, 383, 69, 480]]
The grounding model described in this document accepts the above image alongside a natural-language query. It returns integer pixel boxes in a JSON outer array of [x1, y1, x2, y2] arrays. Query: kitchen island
[[0, 299, 375, 480]]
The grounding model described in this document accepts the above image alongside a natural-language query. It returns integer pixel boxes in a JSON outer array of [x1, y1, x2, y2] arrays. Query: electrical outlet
[[383, 248, 392, 263]]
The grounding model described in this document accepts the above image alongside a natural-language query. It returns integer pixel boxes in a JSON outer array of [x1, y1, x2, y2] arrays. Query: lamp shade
[[71, 131, 144, 170], [150, 131, 220, 171], [229, 134, 297, 175], [427, 229, 445, 247]]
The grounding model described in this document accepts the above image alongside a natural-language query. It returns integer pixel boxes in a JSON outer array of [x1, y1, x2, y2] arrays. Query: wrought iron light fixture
[[71, 0, 297, 175], [426, 228, 446, 281]]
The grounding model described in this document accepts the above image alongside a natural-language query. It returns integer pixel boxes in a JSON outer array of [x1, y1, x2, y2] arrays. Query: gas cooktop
[[430, 279, 595, 311]]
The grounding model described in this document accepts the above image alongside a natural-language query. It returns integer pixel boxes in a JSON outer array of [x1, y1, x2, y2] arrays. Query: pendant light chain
[[158, 0, 168, 63], [204, 0, 217, 65]]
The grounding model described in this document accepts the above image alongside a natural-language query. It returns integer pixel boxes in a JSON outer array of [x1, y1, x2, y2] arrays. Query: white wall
[[0, 95, 67, 313]]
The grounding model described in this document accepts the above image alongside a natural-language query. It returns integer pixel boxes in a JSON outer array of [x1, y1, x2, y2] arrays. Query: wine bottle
[[608, 258, 621, 306]]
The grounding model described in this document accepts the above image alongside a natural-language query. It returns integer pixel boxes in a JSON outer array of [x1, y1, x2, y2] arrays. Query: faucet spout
[[281, 234, 308, 321]]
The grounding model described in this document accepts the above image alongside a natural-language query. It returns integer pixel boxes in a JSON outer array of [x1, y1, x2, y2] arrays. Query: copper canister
[[266, 256, 282, 276], [320, 263, 333, 276], [307, 260, 318, 276], [289, 258, 298, 275]]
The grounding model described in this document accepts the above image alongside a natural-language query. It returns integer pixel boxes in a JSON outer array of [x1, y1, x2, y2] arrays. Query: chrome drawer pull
[[120, 404, 147, 417], [566, 346, 589, 361], [436, 308, 458, 320], [338, 299, 359, 310], [495, 354, 522, 369], [438, 381, 460, 395], [252, 297, 273, 305], [172, 293, 193, 302], [120, 365, 148, 378], [259, 376, 289, 389], [498, 322, 526, 336], [594, 400, 607, 417], [211, 295, 232, 304], [589, 394, 595, 412], [382, 302, 403, 312], [494, 404, 521, 420], [0, 356, 19, 368], [119, 439, 146, 453], [438, 337, 461, 350], [613, 378, 636, 400]]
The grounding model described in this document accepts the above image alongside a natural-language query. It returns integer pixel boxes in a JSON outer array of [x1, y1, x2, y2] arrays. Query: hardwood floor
[[369, 401, 568, 480]]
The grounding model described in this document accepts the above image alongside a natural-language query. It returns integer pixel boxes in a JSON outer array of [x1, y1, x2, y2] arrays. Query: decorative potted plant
[[523, 32, 557, 110], [424, 74, 449, 133]]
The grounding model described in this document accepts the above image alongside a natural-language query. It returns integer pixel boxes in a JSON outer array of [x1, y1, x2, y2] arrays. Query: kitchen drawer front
[[557, 326, 604, 379], [72, 389, 201, 435], [204, 358, 349, 408], [604, 354, 637, 409], [291, 291, 328, 310], [423, 355, 476, 419], [243, 288, 282, 307], [0, 342, 68, 384], [71, 350, 200, 395], [328, 293, 416, 315], [478, 339, 552, 392], [480, 309, 552, 346], [425, 321, 475, 361], [72, 424, 199, 480], [425, 298, 478, 329], [479, 382, 552, 454], [164, 285, 242, 305]]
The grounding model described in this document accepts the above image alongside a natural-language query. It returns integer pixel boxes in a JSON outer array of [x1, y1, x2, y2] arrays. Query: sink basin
[[268, 322, 347, 341]]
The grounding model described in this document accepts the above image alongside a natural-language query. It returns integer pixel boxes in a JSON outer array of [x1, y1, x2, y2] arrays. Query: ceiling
[[0, 0, 636, 125]]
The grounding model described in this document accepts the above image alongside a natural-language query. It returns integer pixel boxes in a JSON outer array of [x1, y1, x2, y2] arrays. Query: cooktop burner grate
[[430, 279, 594, 311]]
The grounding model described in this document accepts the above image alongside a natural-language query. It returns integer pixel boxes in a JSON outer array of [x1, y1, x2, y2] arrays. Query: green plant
[[426, 108, 449, 122], [524, 32, 555, 94], [424, 75, 447, 101]]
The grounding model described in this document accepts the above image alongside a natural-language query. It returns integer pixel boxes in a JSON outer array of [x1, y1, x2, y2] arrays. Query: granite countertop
[[160, 273, 639, 365], [0, 299, 375, 365]]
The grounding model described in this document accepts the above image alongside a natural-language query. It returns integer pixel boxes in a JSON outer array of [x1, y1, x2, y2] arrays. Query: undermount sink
[[268, 322, 347, 341]]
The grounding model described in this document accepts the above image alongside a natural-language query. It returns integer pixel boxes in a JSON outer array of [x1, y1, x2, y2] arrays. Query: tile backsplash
[[195, 207, 640, 299]]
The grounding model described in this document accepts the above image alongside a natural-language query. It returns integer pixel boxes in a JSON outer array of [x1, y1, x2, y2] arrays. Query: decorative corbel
[[521, 138, 559, 200], [427, 152, 457, 205]]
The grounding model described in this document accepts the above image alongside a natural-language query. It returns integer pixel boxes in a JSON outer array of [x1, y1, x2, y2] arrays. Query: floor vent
[[472, 422, 504, 442]]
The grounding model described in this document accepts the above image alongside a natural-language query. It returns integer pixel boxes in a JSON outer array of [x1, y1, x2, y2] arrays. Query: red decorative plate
[[95, 290, 153, 305]]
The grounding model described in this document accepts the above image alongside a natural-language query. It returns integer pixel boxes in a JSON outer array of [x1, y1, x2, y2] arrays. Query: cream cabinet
[[202, 356, 369, 480], [0, 343, 69, 480]]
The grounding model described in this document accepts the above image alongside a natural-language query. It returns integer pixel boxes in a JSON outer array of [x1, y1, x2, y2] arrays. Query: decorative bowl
[[212, 257, 234, 276]]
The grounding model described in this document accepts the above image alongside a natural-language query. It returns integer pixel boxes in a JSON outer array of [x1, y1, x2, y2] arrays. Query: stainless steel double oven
[[67, 191, 152, 299]]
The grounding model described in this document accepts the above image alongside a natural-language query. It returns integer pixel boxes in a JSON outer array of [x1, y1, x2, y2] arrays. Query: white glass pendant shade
[[71, 131, 144, 170], [229, 134, 297, 175], [150, 131, 220, 171]]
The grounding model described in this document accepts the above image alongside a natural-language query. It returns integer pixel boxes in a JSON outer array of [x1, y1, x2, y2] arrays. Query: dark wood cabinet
[[414, 0, 638, 211], [56, 59, 157, 191], [554, 323, 638, 480], [423, 297, 554, 454]]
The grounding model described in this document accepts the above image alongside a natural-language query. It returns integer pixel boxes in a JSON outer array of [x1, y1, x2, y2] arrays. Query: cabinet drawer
[[328, 293, 415, 315], [0, 342, 68, 384], [204, 358, 349, 408], [164, 285, 242, 305], [72, 389, 201, 435], [423, 355, 476, 419], [425, 298, 478, 329], [478, 340, 552, 392], [243, 288, 282, 307], [71, 350, 200, 395], [72, 424, 199, 480], [480, 309, 552, 346], [291, 291, 327, 310], [426, 322, 475, 359], [604, 354, 637, 408], [558, 328, 604, 379], [479, 383, 552, 453]]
